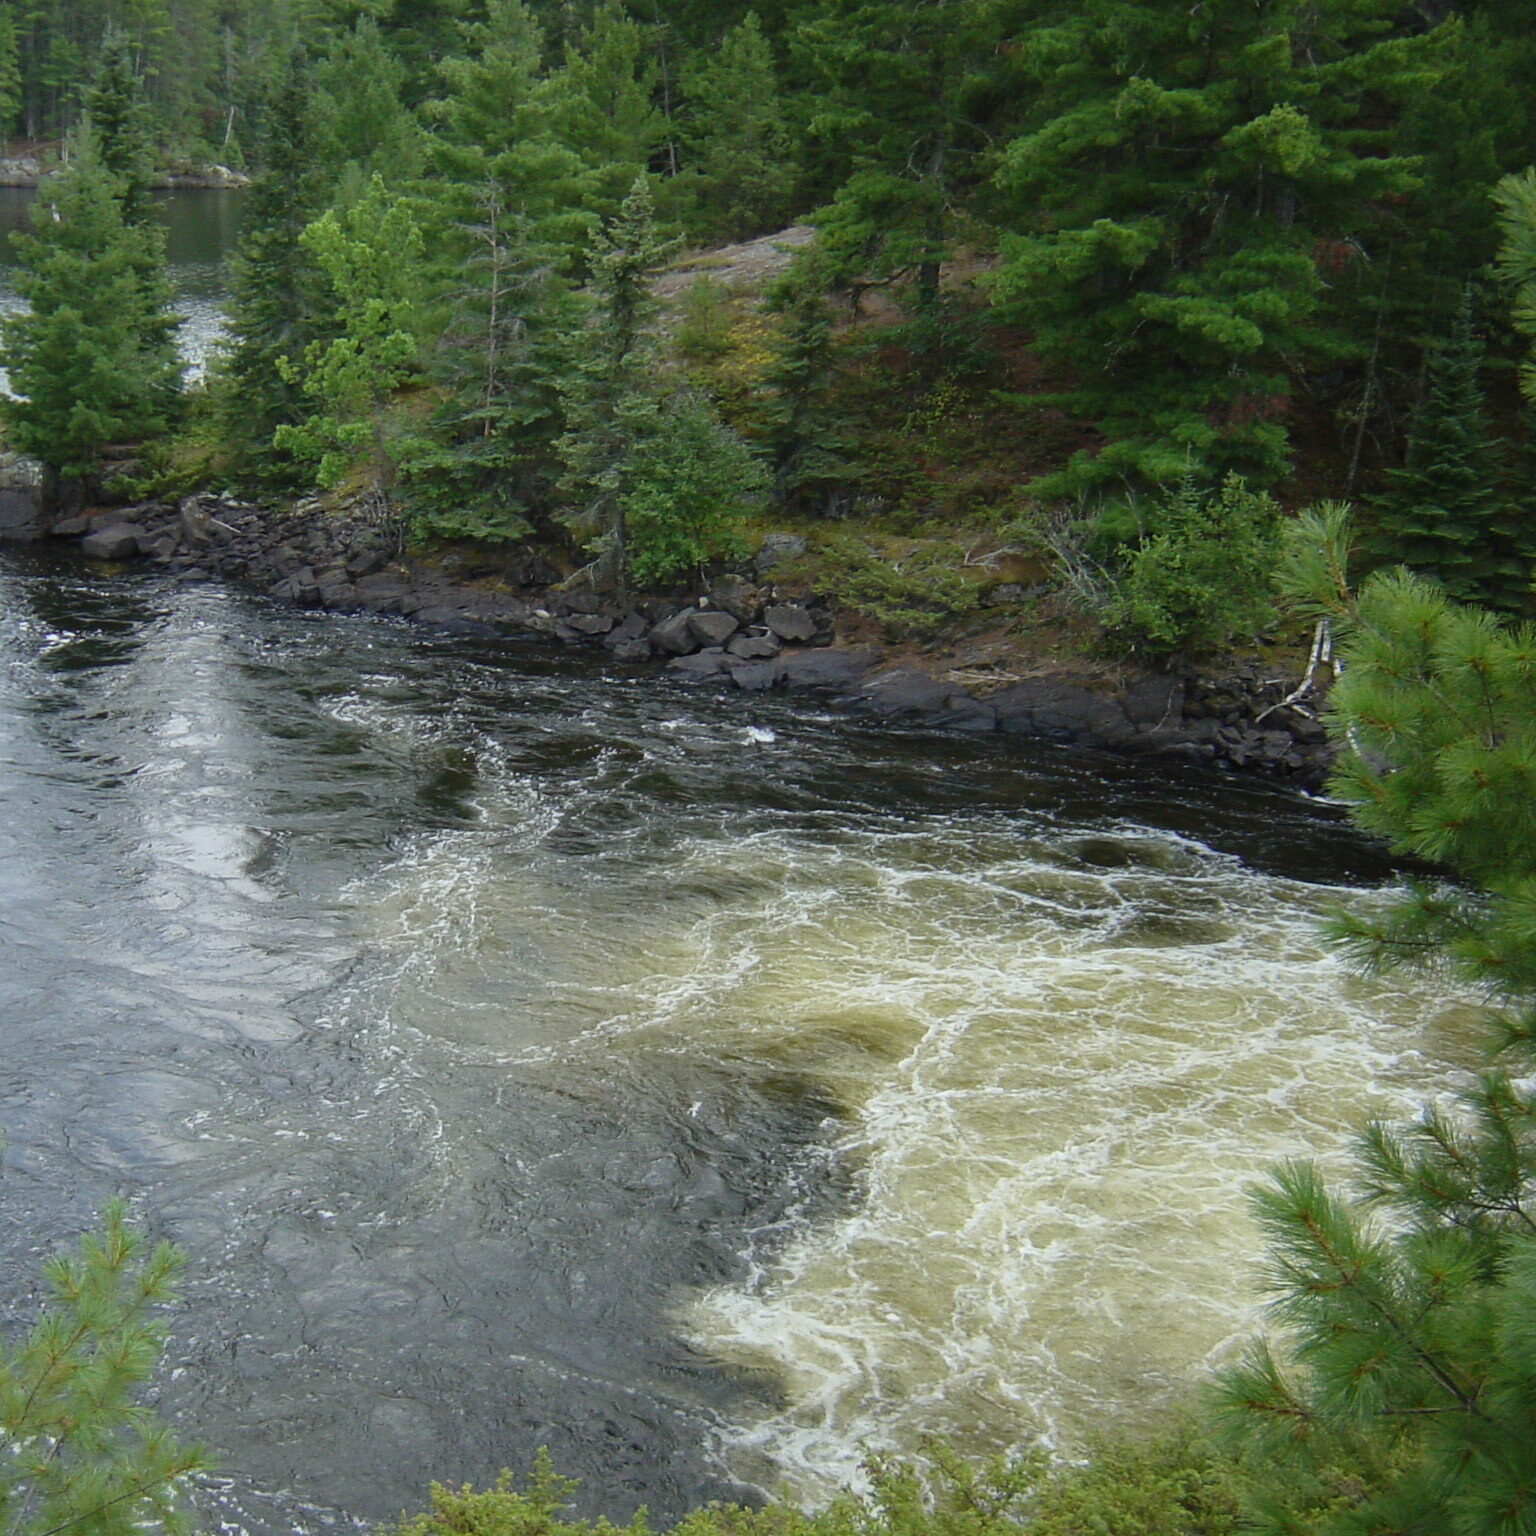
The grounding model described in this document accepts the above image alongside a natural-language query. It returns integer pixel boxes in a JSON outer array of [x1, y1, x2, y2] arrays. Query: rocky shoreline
[[47, 493, 1337, 786], [0, 154, 249, 188]]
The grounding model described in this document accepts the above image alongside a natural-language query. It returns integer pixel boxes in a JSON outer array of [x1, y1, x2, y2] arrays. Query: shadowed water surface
[[0, 551, 1472, 1530]]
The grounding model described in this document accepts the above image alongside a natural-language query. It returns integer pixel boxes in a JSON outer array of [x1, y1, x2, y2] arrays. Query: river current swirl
[[0, 552, 1475, 1532]]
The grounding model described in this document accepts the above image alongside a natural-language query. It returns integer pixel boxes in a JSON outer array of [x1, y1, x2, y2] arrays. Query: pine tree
[[1216, 535, 1536, 1533], [674, 13, 794, 245], [990, 0, 1455, 500], [1497, 165, 1536, 407], [1, 133, 181, 484], [543, 1, 664, 221], [789, 0, 1012, 323], [1370, 293, 1534, 610], [0, 1204, 206, 1536], [220, 55, 333, 483]]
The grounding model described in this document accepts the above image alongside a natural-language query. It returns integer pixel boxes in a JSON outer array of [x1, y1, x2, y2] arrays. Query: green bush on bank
[[384, 1431, 1249, 1536], [1104, 477, 1281, 657]]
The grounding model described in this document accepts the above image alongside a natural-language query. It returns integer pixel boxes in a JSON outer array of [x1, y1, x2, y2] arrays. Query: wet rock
[[608, 638, 654, 663], [1119, 674, 1184, 728], [666, 649, 730, 682], [728, 660, 784, 692], [858, 669, 953, 718], [686, 610, 738, 647], [778, 647, 880, 691], [939, 696, 998, 733], [566, 613, 616, 636], [50, 515, 92, 538], [649, 612, 700, 656], [990, 679, 1136, 746], [603, 613, 650, 648], [81, 523, 149, 561], [763, 603, 817, 643], [727, 631, 781, 660]]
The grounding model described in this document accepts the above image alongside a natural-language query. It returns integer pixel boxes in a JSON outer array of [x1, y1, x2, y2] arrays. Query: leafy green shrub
[[386, 1433, 1246, 1536], [813, 532, 981, 638], [623, 391, 767, 583], [1105, 475, 1280, 656]]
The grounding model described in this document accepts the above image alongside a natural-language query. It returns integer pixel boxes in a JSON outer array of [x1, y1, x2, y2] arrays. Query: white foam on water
[[352, 792, 1479, 1501]]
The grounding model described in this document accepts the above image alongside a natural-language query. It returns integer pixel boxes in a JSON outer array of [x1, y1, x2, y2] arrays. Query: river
[[0, 548, 1477, 1533], [0, 186, 242, 385]]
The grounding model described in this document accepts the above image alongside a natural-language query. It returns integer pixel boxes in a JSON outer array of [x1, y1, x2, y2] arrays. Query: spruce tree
[[1370, 293, 1534, 610], [1, 133, 181, 484], [674, 13, 794, 245], [555, 178, 762, 583], [0, 1204, 206, 1536], [82, 29, 154, 226], [757, 263, 857, 515], [422, 0, 592, 265], [312, 18, 421, 184], [406, 180, 580, 541], [556, 173, 675, 589], [220, 56, 332, 484]]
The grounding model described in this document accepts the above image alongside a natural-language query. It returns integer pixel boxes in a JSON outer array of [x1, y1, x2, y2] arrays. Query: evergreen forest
[[6, 2, 1536, 1535]]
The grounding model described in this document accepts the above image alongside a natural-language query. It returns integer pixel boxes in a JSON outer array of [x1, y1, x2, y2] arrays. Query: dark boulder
[[728, 660, 784, 692], [666, 649, 730, 682], [727, 631, 781, 659], [778, 647, 880, 692], [649, 612, 701, 656], [81, 523, 149, 561], [763, 603, 818, 643], [1118, 674, 1185, 728], [990, 679, 1137, 746], [686, 610, 739, 647]]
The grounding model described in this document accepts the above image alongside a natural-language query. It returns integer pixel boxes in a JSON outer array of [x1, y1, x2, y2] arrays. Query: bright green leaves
[[274, 177, 427, 489], [1105, 474, 1281, 655]]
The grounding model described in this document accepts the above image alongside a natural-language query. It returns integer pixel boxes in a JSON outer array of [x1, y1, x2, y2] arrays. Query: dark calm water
[[0, 186, 243, 382], [0, 549, 1474, 1532]]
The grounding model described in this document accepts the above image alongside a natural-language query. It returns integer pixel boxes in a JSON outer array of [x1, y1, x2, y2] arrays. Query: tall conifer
[[220, 56, 332, 483], [1, 131, 180, 484], [990, 0, 1454, 499], [1370, 293, 1534, 610]]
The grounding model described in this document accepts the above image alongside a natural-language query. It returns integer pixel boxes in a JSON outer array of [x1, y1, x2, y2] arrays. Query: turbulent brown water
[[0, 550, 1474, 1532]]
